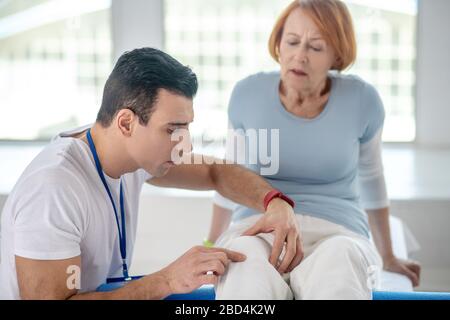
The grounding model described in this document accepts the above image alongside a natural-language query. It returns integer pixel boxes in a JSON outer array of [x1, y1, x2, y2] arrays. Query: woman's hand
[[241, 198, 304, 273], [383, 255, 421, 287]]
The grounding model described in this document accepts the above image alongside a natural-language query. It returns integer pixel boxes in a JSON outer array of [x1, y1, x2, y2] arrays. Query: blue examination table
[[97, 281, 450, 300]]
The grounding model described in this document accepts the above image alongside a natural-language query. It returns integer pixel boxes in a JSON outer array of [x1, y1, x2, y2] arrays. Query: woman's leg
[[289, 234, 382, 300], [290, 228, 381, 300], [215, 217, 293, 300]]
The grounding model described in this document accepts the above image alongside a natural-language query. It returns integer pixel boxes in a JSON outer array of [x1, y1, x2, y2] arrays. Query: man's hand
[[241, 198, 303, 273], [15, 247, 245, 300], [383, 255, 421, 287], [157, 246, 246, 294]]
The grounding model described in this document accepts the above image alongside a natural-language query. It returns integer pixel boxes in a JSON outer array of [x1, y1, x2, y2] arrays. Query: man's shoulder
[[11, 139, 89, 197]]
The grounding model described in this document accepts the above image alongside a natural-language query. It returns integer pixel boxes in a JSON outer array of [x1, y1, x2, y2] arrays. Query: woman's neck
[[279, 77, 331, 118]]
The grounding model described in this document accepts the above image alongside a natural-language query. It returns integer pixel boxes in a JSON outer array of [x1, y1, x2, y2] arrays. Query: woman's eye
[[167, 129, 174, 134], [288, 41, 299, 46], [310, 46, 322, 52]]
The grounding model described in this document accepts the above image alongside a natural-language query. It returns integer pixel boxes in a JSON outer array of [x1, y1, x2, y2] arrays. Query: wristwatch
[[263, 190, 295, 211]]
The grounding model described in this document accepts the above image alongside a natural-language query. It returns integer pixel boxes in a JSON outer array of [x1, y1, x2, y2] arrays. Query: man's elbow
[[18, 280, 77, 300]]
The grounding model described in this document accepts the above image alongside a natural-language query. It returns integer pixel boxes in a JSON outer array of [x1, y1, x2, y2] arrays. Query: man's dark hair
[[96, 47, 198, 126]]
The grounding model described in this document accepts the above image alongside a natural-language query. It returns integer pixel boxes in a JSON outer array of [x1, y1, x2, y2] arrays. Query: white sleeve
[[136, 168, 152, 184], [358, 127, 390, 210], [212, 122, 244, 211], [13, 176, 85, 260]]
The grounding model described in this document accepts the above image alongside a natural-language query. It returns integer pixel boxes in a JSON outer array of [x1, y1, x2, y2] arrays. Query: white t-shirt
[[0, 125, 151, 299]]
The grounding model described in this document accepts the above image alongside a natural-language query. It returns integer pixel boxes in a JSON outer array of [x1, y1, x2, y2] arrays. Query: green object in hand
[[203, 239, 215, 248]]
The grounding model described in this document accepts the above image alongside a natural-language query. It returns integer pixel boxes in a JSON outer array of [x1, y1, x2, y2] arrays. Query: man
[[0, 48, 302, 299]]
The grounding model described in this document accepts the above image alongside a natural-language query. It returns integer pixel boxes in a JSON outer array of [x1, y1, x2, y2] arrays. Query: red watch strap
[[263, 190, 295, 211]]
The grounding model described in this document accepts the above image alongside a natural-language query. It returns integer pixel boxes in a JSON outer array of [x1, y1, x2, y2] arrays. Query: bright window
[[164, 0, 417, 143], [0, 0, 112, 140], [0, 0, 417, 143]]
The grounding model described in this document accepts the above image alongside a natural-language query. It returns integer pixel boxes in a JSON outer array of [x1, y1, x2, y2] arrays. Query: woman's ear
[[275, 45, 281, 62], [333, 56, 342, 70], [116, 108, 136, 137]]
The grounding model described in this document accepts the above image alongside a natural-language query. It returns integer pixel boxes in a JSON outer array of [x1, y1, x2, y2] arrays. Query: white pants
[[215, 214, 382, 300]]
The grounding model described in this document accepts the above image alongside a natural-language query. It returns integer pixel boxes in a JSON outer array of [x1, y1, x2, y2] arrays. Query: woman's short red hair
[[268, 0, 357, 71]]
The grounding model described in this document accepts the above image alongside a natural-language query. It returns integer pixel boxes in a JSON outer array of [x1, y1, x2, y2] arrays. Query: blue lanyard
[[86, 129, 130, 280]]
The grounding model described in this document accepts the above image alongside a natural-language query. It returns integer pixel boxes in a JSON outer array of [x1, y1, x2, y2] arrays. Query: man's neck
[[79, 123, 138, 179]]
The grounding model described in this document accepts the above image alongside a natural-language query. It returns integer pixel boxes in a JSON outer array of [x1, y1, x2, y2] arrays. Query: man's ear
[[116, 108, 136, 137]]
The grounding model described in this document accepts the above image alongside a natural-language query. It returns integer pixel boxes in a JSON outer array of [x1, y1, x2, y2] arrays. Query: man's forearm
[[210, 163, 273, 213], [148, 155, 277, 212], [69, 272, 170, 300], [367, 207, 395, 260]]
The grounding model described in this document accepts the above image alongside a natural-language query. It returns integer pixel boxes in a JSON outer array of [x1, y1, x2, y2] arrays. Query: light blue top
[[228, 71, 385, 238]]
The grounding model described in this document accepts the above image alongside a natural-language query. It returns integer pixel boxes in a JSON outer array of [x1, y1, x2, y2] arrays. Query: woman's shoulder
[[332, 73, 385, 124], [228, 71, 279, 123], [234, 71, 280, 92], [330, 72, 378, 95]]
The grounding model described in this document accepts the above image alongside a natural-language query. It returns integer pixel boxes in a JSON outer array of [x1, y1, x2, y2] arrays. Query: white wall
[[416, 0, 450, 148], [111, 0, 164, 63]]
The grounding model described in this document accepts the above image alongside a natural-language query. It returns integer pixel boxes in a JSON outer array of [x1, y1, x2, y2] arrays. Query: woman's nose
[[293, 46, 308, 64]]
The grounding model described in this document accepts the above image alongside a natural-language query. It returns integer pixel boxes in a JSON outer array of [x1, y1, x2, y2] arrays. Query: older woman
[[207, 0, 421, 299]]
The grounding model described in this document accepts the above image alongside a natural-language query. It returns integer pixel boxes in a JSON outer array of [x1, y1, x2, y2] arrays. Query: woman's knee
[[216, 236, 292, 299], [225, 235, 271, 259], [311, 235, 374, 278], [289, 236, 374, 299], [319, 236, 365, 259]]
